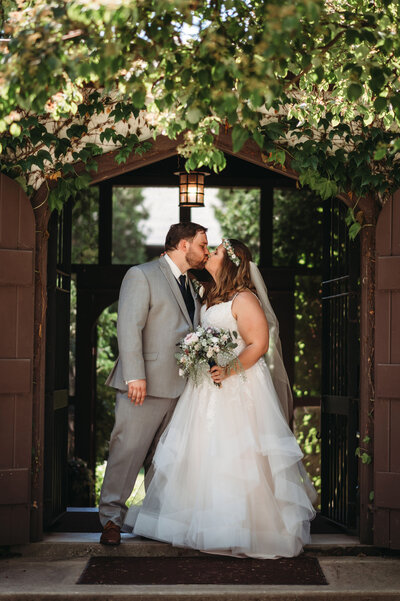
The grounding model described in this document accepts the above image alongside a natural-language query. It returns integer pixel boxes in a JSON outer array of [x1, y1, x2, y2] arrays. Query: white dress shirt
[[164, 252, 187, 284]]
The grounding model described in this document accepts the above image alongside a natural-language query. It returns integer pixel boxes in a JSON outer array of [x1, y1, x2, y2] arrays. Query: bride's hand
[[209, 365, 227, 384]]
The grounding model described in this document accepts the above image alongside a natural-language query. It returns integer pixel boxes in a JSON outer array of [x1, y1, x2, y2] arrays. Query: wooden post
[[30, 184, 51, 541], [179, 206, 191, 223], [259, 187, 273, 267], [358, 195, 379, 544], [99, 182, 112, 265]]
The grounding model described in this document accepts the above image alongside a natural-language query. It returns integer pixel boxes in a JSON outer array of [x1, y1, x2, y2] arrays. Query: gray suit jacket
[[105, 256, 200, 398]]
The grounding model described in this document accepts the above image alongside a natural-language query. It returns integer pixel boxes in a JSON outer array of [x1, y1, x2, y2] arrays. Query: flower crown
[[222, 238, 241, 266]]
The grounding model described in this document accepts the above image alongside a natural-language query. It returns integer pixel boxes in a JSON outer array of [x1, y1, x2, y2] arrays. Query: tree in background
[[71, 186, 149, 264], [273, 189, 323, 270], [214, 186, 323, 268], [214, 189, 261, 263], [96, 302, 118, 464], [71, 186, 99, 264], [112, 187, 149, 264]]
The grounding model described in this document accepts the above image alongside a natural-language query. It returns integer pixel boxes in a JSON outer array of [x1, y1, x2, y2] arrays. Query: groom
[[99, 222, 209, 545]]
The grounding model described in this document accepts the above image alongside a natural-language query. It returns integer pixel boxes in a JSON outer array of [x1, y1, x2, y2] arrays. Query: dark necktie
[[178, 275, 195, 324]]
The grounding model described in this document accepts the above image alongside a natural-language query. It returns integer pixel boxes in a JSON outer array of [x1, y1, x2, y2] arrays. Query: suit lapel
[[159, 256, 192, 326]]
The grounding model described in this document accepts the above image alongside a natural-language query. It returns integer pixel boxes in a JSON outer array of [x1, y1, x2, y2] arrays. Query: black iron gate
[[44, 202, 72, 527], [321, 197, 360, 533]]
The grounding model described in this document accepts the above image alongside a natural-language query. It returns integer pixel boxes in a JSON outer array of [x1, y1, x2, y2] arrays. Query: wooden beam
[[98, 183, 112, 265], [90, 135, 184, 184], [259, 187, 273, 267]]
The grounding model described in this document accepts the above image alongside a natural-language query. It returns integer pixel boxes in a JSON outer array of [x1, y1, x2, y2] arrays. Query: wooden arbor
[[37, 133, 373, 542], [1, 131, 396, 545]]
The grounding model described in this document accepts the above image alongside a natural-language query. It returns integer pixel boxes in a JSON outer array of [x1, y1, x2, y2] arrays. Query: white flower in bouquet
[[175, 325, 242, 387]]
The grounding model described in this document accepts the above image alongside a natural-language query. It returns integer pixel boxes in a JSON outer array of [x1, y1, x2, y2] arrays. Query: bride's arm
[[210, 291, 269, 384]]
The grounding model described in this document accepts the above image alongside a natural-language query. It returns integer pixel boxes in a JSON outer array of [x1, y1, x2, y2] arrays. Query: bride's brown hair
[[204, 239, 256, 307]]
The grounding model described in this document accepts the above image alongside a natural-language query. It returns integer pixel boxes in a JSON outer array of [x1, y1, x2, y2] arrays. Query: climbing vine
[[0, 0, 400, 218]]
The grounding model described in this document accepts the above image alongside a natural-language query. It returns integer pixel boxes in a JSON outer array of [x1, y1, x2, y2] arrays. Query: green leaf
[[181, 69, 191, 87], [66, 124, 87, 139], [211, 63, 225, 82], [314, 65, 324, 83], [345, 207, 355, 226], [374, 97, 387, 113], [198, 70, 210, 87], [373, 145, 387, 161], [369, 67, 385, 95], [222, 94, 238, 115], [74, 172, 92, 190], [48, 187, 64, 212], [253, 130, 264, 149], [131, 88, 146, 108], [361, 451, 372, 464], [186, 107, 202, 124], [349, 222, 362, 240], [14, 175, 27, 191], [37, 149, 53, 164], [249, 90, 263, 108], [268, 149, 286, 166], [232, 126, 249, 153], [30, 125, 47, 145], [346, 83, 363, 101], [345, 29, 359, 45]]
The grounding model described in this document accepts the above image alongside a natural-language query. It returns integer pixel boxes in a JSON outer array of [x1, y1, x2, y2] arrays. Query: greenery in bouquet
[[175, 326, 241, 387]]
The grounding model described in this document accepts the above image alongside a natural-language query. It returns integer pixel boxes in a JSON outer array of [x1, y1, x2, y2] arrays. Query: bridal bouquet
[[175, 326, 240, 386]]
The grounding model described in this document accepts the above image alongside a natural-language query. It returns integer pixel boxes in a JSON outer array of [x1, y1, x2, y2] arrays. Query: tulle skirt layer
[[124, 359, 317, 559]]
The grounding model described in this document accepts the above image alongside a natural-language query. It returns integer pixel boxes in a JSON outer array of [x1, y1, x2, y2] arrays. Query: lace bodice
[[200, 300, 245, 353]]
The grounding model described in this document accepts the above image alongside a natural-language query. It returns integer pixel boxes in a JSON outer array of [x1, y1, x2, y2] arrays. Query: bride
[[124, 239, 317, 559]]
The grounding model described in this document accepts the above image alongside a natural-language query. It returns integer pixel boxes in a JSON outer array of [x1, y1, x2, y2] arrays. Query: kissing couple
[[99, 222, 316, 559]]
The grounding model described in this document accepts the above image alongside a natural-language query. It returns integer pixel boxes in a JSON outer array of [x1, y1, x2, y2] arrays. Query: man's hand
[[127, 379, 147, 405]]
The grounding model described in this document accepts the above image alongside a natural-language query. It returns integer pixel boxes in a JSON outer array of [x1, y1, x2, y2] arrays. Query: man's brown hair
[[165, 222, 208, 251]]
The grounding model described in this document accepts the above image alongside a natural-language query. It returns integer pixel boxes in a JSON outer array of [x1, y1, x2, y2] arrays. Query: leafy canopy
[[1, 0, 400, 215]]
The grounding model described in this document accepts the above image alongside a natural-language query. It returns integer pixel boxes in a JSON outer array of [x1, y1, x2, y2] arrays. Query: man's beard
[[186, 249, 206, 269]]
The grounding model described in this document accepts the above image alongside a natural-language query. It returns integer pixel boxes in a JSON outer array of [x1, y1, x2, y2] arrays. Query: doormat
[[77, 555, 328, 585]]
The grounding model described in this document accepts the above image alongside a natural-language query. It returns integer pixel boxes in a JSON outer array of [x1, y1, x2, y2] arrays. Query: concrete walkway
[[1, 534, 400, 600]]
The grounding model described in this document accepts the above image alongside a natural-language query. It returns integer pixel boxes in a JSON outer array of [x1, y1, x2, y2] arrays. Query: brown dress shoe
[[100, 520, 121, 546]]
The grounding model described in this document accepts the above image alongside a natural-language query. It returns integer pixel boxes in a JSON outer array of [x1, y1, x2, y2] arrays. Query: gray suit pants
[[98, 390, 178, 528]]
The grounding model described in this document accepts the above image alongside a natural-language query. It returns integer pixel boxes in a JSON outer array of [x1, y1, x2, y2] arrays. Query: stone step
[[3, 535, 400, 601], [1, 556, 400, 601], [9, 533, 375, 561], [1, 591, 400, 601]]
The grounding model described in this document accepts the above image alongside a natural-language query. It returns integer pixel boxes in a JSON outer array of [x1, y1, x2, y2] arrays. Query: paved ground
[[1, 534, 400, 600]]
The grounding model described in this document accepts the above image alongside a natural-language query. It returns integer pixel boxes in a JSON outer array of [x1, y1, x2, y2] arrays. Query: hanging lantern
[[175, 171, 208, 208]]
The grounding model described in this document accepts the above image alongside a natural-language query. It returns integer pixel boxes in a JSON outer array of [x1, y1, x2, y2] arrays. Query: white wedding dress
[[124, 300, 317, 558]]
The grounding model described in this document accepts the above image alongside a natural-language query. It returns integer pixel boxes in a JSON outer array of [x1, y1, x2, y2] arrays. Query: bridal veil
[[249, 262, 293, 424]]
